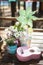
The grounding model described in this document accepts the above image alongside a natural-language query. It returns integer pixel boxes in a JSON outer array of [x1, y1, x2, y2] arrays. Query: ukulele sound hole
[[29, 49, 34, 52]]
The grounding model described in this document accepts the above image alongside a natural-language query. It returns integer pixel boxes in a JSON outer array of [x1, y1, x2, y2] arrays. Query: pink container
[[16, 46, 41, 62]]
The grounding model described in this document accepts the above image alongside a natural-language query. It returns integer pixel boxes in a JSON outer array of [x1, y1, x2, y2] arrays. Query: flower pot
[[19, 31, 32, 47], [7, 45, 17, 54]]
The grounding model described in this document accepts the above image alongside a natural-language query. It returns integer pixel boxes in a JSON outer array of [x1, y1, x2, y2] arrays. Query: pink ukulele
[[16, 46, 41, 62]]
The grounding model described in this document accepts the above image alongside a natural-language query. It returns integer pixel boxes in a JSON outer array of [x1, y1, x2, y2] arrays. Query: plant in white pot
[[15, 8, 38, 47]]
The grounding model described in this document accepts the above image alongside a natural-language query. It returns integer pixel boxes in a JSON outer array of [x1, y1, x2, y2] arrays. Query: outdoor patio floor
[[0, 50, 43, 65]]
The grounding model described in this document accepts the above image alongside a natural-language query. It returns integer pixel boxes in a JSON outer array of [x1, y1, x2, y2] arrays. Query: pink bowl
[[16, 46, 41, 62]]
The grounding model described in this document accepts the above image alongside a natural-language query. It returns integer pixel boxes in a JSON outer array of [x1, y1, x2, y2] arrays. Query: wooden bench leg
[[32, 2, 37, 11], [11, 2, 16, 25], [39, 2, 43, 16], [11, 2, 16, 17], [24, 2, 26, 10], [18, 1, 20, 10], [32, 2, 37, 28]]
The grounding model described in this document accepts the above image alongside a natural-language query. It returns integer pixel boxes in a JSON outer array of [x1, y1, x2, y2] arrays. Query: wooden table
[[0, 27, 43, 65]]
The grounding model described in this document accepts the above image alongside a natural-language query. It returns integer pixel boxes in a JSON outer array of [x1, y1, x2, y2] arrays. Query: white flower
[[15, 22, 20, 26], [14, 32, 20, 38], [5, 28, 12, 39], [23, 25, 28, 30]]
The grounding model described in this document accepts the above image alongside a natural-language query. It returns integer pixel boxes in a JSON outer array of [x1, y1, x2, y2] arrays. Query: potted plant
[[15, 8, 38, 47], [5, 37, 17, 54], [5, 8, 38, 50]]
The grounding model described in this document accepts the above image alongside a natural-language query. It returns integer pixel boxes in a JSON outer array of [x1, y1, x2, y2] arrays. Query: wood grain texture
[[0, 28, 43, 65]]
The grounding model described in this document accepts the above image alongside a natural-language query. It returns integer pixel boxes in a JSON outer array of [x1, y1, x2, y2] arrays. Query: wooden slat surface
[[0, 17, 17, 21], [32, 35, 43, 40], [0, 28, 43, 65], [0, 17, 43, 21], [31, 31, 43, 52], [33, 28, 43, 32]]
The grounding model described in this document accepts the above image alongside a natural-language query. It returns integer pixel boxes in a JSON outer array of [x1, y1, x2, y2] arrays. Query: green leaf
[[19, 9, 25, 16], [17, 16, 27, 25], [27, 19, 33, 27], [16, 8, 38, 28], [31, 16, 38, 20], [30, 11, 37, 15], [26, 8, 32, 17], [6, 38, 15, 46]]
